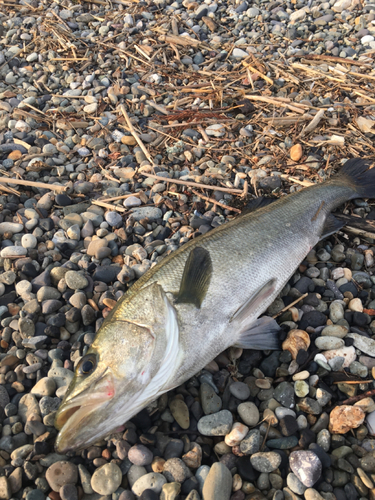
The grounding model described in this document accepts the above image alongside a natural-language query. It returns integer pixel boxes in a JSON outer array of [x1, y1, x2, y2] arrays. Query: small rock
[[289, 451, 322, 487], [91, 463, 122, 495], [201, 462, 232, 500], [290, 144, 303, 161], [329, 405, 365, 434]]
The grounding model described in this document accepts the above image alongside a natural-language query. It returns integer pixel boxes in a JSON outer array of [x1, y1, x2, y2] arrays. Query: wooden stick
[[0, 177, 66, 192], [99, 192, 141, 202], [272, 293, 308, 319], [338, 388, 375, 406], [191, 189, 241, 213], [280, 175, 315, 187], [91, 200, 126, 212], [139, 172, 244, 195], [302, 54, 373, 68], [342, 226, 375, 240], [244, 95, 306, 114], [242, 62, 274, 85], [119, 105, 155, 166]]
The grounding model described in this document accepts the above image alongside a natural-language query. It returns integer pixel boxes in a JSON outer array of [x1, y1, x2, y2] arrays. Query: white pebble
[[224, 422, 249, 446], [21, 234, 37, 249], [15, 280, 32, 296]]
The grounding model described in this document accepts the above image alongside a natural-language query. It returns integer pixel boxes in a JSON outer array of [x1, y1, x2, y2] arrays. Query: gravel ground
[[1, 0, 375, 499]]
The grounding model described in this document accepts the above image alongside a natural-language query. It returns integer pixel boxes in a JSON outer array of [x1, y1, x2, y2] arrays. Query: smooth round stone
[[64, 271, 88, 290], [229, 381, 250, 400], [31, 377, 56, 397], [124, 196, 141, 208], [21, 234, 37, 249], [128, 445, 153, 466], [197, 410, 233, 436], [105, 211, 123, 227], [132, 473, 166, 497], [315, 336, 345, 350], [329, 302, 344, 323], [294, 380, 309, 397], [0, 222, 23, 235], [251, 452, 282, 473], [267, 436, 299, 450], [169, 398, 190, 429], [348, 298, 363, 312], [45, 461, 78, 492], [289, 451, 322, 487], [202, 462, 232, 500], [1, 246, 27, 257], [60, 484, 78, 500], [69, 292, 87, 309], [287, 473, 307, 495], [16, 280, 32, 296], [238, 402, 259, 426], [91, 463, 122, 495], [200, 383, 222, 415], [321, 325, 348, 338], [224, 422, 249, 446]]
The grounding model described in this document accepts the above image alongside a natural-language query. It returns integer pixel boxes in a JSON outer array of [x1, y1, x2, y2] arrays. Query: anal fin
[[175, 247, 212, 308], [233, 316, 281, 350]]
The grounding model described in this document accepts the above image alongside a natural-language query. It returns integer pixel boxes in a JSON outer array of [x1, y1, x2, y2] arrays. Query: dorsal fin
[[175, 247, 212, 308]]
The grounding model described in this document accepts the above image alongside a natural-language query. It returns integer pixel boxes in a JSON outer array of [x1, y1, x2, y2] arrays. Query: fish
[[55, 158, 375, 453]]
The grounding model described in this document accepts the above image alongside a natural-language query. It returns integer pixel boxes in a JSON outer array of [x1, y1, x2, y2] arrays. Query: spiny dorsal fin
[[175, 247, 212, 308]]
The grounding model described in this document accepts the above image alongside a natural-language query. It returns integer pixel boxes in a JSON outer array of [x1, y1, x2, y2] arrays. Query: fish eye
[[78, 354, 97, 375]]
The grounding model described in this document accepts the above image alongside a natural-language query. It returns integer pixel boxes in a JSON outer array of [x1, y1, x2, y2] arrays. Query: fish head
[[55, 282, 179, 453]]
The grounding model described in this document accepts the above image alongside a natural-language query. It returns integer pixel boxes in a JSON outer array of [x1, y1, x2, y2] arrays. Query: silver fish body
[[55, 158, 374, 452]]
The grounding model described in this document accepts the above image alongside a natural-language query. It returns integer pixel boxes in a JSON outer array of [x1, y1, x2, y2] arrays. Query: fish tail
[[337, 158, 375, 199]]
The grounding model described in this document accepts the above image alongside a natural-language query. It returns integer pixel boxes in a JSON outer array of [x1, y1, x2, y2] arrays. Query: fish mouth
[[55, 373, 115, 453]]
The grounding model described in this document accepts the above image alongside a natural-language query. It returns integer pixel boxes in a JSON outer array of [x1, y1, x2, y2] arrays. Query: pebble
[[289, 451, 322, 487], [329, 405, 366, 434], [238, 402, 259, 426], [251, 452, 282, 473], [132, 473, 167, 497], [202, 462, 232, 500], [197, 410, 233, 436], [45, 462, 78, 492]]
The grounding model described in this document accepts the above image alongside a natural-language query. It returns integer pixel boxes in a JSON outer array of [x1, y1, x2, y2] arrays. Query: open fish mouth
[[55, 373, 115, 452]]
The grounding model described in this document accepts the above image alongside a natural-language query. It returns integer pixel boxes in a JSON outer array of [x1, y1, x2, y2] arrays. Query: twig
[[91, 200, 126, 212], [300, 109, 325, 137], [342, 226, 375, 240], [272, 293, 308, 319], [99, 192, 141, 202], [339, 388, 375, 406], [280, 175, 315, 187], [139, 173, 244, 195], [333, 380, 373, 385], [191, 189, 241, 213], [0, 177, 66, 192], [119, 105, 155, 166]]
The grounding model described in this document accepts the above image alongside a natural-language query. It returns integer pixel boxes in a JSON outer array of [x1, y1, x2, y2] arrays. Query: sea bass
[[55, 158, 374, 452]]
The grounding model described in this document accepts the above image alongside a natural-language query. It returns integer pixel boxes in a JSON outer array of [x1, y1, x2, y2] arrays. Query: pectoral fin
[[231, 278, 277, 325], [233, 316, 281, 350], [175, 247, 212, 308]]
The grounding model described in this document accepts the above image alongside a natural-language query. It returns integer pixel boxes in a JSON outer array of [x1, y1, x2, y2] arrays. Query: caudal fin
[[339, 158, 375, 199]]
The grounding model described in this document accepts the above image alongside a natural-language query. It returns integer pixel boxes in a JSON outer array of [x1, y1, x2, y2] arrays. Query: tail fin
[[339, 158, 375, 199]]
